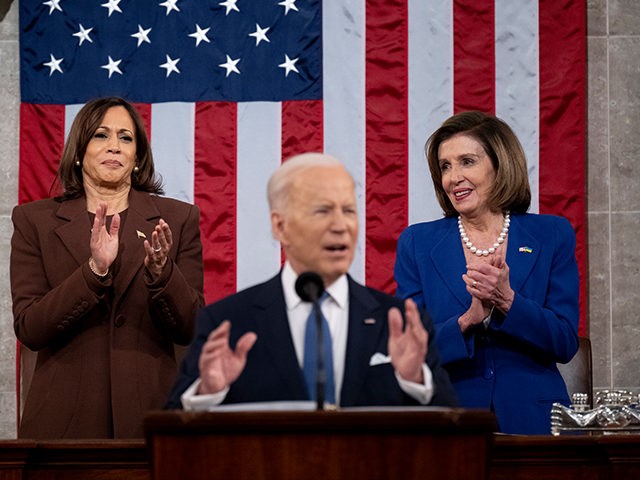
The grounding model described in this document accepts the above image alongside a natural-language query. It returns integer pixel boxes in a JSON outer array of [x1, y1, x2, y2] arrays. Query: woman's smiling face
[[82, 105, 137, 191], [438, 133, 496, 219]]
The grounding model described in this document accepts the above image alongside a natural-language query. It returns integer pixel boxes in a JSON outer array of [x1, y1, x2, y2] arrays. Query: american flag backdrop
[[18, 0, 587, 334]]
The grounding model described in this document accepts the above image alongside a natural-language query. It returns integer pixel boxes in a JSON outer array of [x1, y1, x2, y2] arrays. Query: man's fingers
[[202, 321, 256, 360], [403, 298, 420, 325], [209, 320, 231, 339], [404, 298, 427, 342], [235, 332, 258, 357], [389, 299, 423, 336], [387, 307, 403, 339], [201, 321, 230, 349]]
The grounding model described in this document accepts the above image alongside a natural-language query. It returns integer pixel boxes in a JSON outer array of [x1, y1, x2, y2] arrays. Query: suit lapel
[[505, 215, 540, 292], [340, 278, 385, 406], [252, 274, 308, 397], [113, 190, 162, 306], [55, 198, 92, 266], [430, 219, 469, 308]]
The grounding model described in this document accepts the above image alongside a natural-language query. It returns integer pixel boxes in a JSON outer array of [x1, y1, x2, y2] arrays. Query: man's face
[[272, 165, 358, 287]]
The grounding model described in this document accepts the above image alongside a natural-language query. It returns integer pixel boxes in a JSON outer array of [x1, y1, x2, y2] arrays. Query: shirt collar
[[282, 262, 349, 310]]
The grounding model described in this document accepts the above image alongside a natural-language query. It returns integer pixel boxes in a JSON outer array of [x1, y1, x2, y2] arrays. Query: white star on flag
[[101, 56, 123, 78], [43, 0, 62, 15], [278, 54, 299, 77], [159, 54, 180, 77], [219, 55, 240, 77], [249, 24, 270, 46], [278, 0, 298, 15], [131, 25, 152, 47], [189, 25, 211, 47], [219, 0, 239, 16], [72, 24, 93, 46], [101, 0, 123, 17], [159, 0, 180, 16], [43, 54, 63, 76]]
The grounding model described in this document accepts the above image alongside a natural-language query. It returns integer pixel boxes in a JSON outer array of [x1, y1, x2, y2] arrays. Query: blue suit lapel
[[430, 220, 469, 308], [341, 277, 385, 406], [505, 215, 540, 292]]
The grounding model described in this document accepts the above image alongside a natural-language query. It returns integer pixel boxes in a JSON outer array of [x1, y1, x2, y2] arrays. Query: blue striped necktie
[[302, 292, 335, 405]]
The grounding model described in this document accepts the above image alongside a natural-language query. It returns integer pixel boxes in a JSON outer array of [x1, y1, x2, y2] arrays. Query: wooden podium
[[144, 408, 497, 480]]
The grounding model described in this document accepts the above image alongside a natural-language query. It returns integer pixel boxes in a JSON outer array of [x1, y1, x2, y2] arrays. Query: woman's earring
[[133, 165, 139, 173], [75, 160, 81, 167]]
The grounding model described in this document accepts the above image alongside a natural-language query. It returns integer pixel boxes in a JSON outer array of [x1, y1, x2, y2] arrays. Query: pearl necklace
[[458, 212, 510, 257]]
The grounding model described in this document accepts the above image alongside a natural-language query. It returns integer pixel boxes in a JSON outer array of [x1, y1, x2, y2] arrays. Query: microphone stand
[[311, 297, 325, 411], [295, 271, 327, 411]]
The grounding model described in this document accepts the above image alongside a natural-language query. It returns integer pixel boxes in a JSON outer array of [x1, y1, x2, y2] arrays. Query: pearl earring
[[75, 160, 81, 167], [133, 165, 139, 173]]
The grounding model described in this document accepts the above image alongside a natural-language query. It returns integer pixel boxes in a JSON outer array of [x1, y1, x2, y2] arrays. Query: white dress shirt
[[181, 262, 434, 410]]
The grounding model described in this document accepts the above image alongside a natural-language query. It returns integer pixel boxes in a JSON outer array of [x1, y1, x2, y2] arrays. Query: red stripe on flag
[[538, 1, 587, 335], [453, 0, 495, 113], [18, 103, 65, 204], [365, 0, 408, 293], [194, 102, 237, 303], [132, 103, 152, 143], [281, 100, 324, 159]]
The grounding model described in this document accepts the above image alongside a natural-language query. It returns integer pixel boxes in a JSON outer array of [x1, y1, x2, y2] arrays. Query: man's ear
[[271, 211, 287, 245]]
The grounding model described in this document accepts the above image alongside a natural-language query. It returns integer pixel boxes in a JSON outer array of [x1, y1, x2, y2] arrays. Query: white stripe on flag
[[495, 0, 540, 213], [236, 101, 283, 290], [64, 104, 83, 141], [151, 102, 195, 204], [323, 0, 366, 284], [408, 0, 454, 225]]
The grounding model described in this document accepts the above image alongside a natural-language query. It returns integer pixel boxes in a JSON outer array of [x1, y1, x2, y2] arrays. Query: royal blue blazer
[[166, 273, 458, 409], [394, 213, 579, 434]]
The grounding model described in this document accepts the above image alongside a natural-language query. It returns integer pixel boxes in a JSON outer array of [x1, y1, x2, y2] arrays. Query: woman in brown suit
[[10, 97, 205, 438]]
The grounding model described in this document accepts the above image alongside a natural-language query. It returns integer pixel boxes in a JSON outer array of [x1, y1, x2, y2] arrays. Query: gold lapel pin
[[136, 230, 147, 239]]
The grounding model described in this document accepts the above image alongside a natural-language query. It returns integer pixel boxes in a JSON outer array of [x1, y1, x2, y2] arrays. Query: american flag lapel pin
[[363, 318, 376, 325]]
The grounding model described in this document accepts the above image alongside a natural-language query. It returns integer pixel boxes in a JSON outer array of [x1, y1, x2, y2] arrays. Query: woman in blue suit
[[394, 111, 579, 434]]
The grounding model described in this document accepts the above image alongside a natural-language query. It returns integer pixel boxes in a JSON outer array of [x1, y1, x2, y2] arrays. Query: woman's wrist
[[496, 290, 515, 314], [458, 313, 472, 333], [88, 257, 109, 277]]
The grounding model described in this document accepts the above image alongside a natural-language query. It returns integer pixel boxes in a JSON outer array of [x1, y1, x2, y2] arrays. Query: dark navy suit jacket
[[394, 213, 579, 434], [166, 274, 457, 408]]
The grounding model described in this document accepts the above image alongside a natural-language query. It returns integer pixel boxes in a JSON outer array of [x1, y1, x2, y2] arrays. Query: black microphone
[[295, 271, 324, 302], [295, 272, 326, 410]]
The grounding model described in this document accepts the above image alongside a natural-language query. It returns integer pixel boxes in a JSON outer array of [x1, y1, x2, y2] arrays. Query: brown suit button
[[81, 301, 89, 308], [57, 325, 65, 331], [114, 315, 125, 327]]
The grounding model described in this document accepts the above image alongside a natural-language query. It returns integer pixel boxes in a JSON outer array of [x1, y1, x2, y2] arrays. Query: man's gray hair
[[267, 152, 346, 212]]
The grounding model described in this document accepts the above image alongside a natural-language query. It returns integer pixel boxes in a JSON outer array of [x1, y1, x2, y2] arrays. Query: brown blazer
[[11, 189, 204, 438]]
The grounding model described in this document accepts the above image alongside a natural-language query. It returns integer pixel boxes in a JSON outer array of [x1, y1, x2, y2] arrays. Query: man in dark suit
[[166, 153, 457, 409]]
